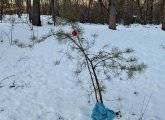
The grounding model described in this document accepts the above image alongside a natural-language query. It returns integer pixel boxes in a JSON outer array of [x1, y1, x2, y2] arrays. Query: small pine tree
[[53, 21, 146, 103]]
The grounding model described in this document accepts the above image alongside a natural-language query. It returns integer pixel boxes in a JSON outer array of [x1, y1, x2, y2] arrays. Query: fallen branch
[[0, 75, 15, 81]]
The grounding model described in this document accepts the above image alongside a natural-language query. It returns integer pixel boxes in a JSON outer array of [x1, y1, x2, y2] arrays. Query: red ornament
[[72, 30, 78, 36]]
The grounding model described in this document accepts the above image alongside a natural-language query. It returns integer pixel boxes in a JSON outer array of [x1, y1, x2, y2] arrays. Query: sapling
[[3, 15, 16, 45], [42, 19, 147, 103]]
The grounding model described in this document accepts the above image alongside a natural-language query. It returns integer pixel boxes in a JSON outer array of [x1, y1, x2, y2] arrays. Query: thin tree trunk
[[63, 0, 67, 16], [148, 0, 153, 24], [109, 0, 117, 30], [146, 0, 148, 23], [162, 0, 165, 30], [146, 0, 153, 24], [98, 0, 104, 24], [26, 0, 32, 22], [130, 0, 134, 24], [0, 0, 4, 21], [15, 0, 22, 18], [55, 0, 60, 17], [136, 0, 142, 23], [137, 0, 147, 24], [123, 0, 130, 25], [51, 0, 55, 25], [90, 62, 103, 103], [32, 0, 41, 26], [87, 0, 93, 22]]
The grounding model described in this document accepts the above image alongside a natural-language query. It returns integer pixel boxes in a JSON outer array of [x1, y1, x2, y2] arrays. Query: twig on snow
[[0, 75, 15, 82]]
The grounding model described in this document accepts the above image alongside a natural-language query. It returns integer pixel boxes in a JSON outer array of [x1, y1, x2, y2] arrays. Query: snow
[[0, 15, 165, 120]]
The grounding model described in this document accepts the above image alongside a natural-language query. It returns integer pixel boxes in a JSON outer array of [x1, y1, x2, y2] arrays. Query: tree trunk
[[15, 0, 22, 18], [55, 0, 60, 17], [51, 0, 55, 25], [136, 0, 143, 23], [109, 0, 117, 30], [0, 0, 4, 21], [98, 0, 104, 24], [162, 0, 165, 30], [149, 0, 153, 24], [87, 0, 93, 22], [123, 0, 130, 25], [32, 0, 41, 26], [146, 0, 153, 24], [26, 0, 32, 22], [130, 0, 134, 24]]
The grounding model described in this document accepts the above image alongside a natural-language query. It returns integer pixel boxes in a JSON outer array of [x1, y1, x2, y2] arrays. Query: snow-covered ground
[[0, 15, 165, 120]]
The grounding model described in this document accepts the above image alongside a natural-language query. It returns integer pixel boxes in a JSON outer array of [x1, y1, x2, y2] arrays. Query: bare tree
[[109, 0, 117, 30], [32, 0, 41, 26], [162, 0, 165, 30]]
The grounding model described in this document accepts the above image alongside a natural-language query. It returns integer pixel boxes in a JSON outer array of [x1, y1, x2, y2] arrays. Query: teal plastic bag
[[91, 103, 116, 120]]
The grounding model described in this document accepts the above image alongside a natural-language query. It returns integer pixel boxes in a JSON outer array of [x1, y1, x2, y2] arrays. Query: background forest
[[0, 0, 165, 30]]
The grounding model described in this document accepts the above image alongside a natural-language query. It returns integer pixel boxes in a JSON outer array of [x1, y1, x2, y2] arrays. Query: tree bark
[[162, 0, 165, 30], [32, 0, 41, 26], [109, 0, 117, 30]]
